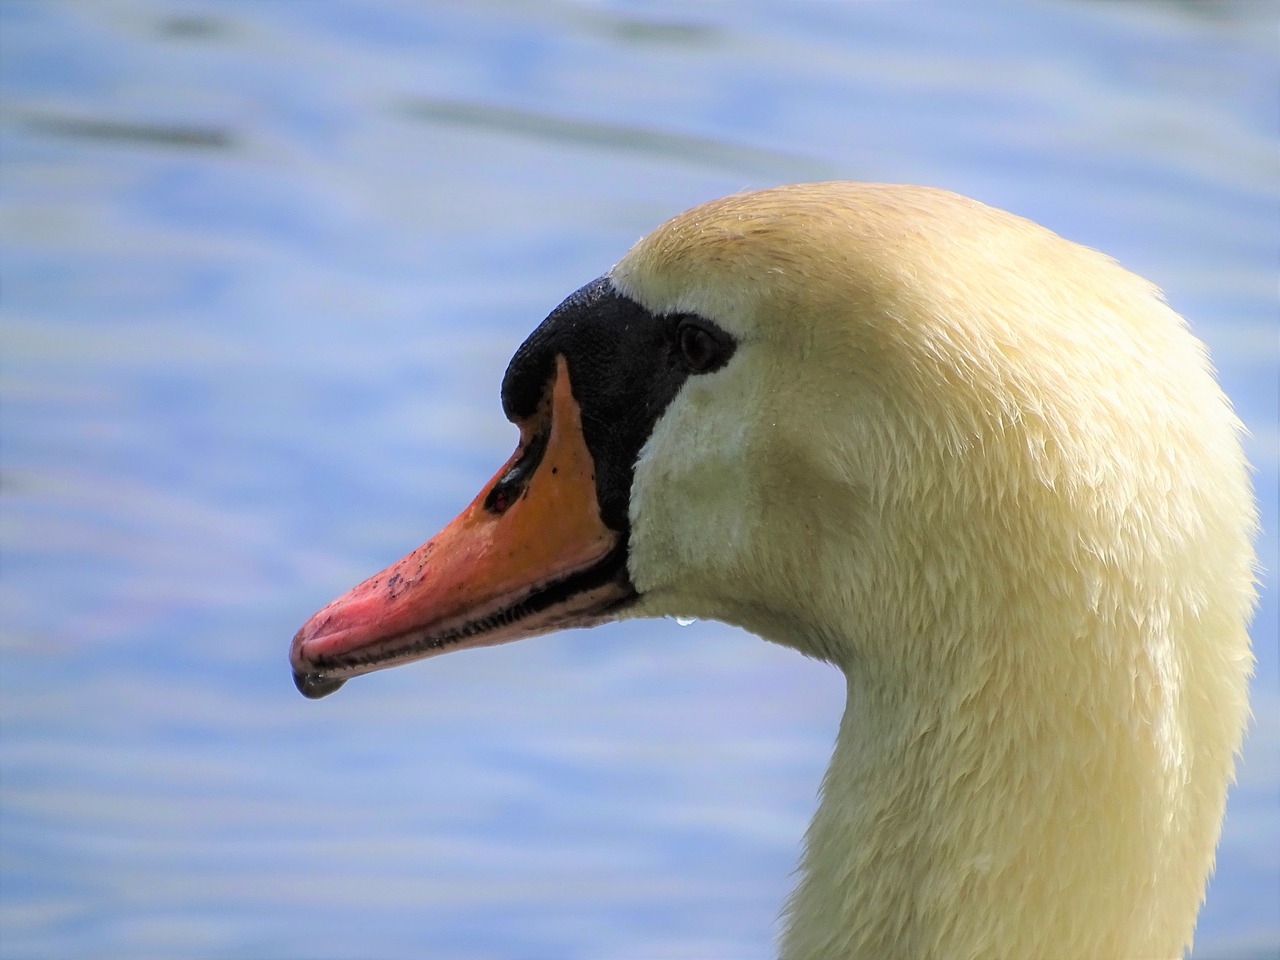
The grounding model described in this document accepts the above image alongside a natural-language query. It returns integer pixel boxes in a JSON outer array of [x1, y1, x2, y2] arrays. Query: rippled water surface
[[2, 2, 1277, 958]]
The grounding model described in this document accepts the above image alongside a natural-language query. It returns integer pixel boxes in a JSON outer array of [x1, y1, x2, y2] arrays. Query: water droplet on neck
[[674, 616, 697, 627]]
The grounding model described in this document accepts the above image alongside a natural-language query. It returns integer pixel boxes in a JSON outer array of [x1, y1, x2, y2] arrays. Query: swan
[[290, 182, 1257, 959]]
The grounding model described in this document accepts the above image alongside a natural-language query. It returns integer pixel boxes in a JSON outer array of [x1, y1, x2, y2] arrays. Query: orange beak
[[290, 356, 632, 698]]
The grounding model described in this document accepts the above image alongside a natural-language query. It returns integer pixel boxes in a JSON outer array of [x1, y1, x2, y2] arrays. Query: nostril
[[485, 427, 550, 515], [486, 483, 516, 514]]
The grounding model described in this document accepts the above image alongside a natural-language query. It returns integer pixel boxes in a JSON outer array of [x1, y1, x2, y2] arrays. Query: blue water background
[[1, 2, 1276, 958]]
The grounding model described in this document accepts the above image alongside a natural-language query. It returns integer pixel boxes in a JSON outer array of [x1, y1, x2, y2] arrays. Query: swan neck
[[778, 644, 1200, 960]]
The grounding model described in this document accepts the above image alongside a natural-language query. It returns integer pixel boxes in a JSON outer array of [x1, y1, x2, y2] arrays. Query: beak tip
[[293, 670, 347, 699]]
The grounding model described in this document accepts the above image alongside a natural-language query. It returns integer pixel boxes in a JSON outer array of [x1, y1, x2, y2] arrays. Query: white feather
[[609, 183, 1256, 960]]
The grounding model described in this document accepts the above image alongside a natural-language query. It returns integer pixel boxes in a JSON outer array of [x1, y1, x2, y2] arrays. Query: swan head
[[291, 182, 1253, 693]]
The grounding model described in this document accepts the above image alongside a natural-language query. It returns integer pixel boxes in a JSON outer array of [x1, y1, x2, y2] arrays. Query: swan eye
[[676, 319, 733, 374]]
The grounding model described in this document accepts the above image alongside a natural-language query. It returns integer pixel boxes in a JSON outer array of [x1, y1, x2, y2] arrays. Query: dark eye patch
[[501, 276, 739, 536]]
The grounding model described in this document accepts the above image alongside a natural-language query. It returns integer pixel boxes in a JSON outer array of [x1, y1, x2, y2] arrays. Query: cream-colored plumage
[[607, 184, 1256, 959]]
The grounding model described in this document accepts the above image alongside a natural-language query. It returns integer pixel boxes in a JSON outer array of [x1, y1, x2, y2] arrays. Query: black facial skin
[[502, 275, 737, 538]]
